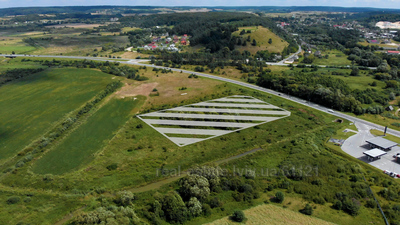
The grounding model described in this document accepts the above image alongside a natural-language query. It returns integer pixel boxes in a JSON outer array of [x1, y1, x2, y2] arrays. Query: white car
[[327, 109, 334, 113], [393, 153, 400, 158]]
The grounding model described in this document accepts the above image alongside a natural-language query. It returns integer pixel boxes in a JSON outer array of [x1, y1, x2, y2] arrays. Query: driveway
[[341, 122, 400, 174]]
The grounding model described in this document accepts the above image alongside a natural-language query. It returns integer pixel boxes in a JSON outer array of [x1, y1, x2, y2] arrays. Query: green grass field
[[232, 26, 288, 54], [0, 38, 37, 54], [32, 96, 145, 175], [0, 68, 114, 162], [312, 50, 352, 66]]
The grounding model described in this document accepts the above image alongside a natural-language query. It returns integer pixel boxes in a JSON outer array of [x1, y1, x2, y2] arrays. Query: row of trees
[[0, 68, 45, 86], [256, 70, 392, 115]]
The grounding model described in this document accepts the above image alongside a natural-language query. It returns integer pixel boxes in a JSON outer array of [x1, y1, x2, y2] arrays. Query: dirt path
[[395, 108, 400, 117]]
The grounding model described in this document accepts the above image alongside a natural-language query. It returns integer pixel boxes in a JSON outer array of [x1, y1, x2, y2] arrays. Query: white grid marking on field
[[165, 107, 290, 115], [209, 97, 265, 103], [191, 102, 279, 109], [137, 96, 290, 146], [140, 112, 280, 121]]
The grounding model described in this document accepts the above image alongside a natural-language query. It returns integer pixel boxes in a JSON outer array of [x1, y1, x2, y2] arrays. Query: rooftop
[[363, 148, 387, 158], [366, 137, 398, 149]]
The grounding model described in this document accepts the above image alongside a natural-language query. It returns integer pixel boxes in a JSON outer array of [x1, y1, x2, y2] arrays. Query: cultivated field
[[32, 96, 145, 175], [205, 204, 335, 225], [0, 67, 114, 163], [232, 26, 289, 54]]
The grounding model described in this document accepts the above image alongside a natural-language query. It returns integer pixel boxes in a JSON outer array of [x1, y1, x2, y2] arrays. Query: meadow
[[312, 50, 352, 66], [0, 67, 114, 163]]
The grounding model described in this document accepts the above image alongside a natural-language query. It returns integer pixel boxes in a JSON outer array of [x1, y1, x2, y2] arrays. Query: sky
[[1, 0, 400, 9]]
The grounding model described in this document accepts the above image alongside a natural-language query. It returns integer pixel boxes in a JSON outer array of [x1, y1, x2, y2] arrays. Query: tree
[[275, 191, 284, 203], [11, 51, 15, 54], [187, 197, 202, 217], [162, 191, 188, 223], [240, 29, 246, 35], [252, 39, 257, 46], [350, 67, 359, 76], [268, 38, 272, 44], [179, 174, 210, 201], [300, 203, 313, 215], [231, 210, 245, 222]]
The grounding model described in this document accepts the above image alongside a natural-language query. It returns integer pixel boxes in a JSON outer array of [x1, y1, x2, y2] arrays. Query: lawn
[[32, 96, 145, 175], [0, 67, 114, 163], [232, 26, 289, 54], [370, 129, 400, 143]]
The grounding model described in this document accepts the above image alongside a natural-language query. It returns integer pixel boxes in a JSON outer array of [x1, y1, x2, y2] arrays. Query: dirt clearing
[[116, 82, 158, 98]]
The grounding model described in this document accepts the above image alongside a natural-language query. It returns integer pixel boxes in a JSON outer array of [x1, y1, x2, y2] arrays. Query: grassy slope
[[0, 67, 113, 162], [232, 26, 288, 54], [32, 96, 145, 175], [0, 189, 82, 225]]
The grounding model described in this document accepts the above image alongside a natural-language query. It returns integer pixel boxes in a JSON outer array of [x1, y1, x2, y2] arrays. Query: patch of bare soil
[[116, 82, 158, 98]]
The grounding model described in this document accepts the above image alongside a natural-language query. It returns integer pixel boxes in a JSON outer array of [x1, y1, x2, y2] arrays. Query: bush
[[333, 200, 342, 210], [300, 203, 313, 215], [275, 191, 284, 203], [231, 210, 245, 222], [7, 196, 20, 204], [365, 199, 377, 208], [106, 163, 118, 171]]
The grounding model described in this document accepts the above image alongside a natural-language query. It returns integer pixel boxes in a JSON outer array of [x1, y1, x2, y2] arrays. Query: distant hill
[[1, 5, 400, 17]]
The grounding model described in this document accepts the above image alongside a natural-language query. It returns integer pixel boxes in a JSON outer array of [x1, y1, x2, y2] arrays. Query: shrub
[[275, 191, 284, 203], [231, 210, 245, 222], [115, 191, 135, 206], [106, 163, 118, 171], [333, 200, 342, 210], [365, 199, 377, 208], [300, 203, 313, 215], [7, 196, 20, 204]]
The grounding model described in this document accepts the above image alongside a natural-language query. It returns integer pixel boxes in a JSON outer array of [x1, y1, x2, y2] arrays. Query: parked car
[[393, 153, 400, 158], [384, 170, 391, 175], [390, 172, 398, 177]]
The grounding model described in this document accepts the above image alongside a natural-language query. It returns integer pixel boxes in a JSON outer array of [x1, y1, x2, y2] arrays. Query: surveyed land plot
[[137, 95, 290, 146]]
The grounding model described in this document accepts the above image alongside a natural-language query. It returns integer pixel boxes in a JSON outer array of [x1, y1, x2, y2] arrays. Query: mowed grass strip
[[32, 96, 144, 175], [0, 68, 113, 161], [205, 204, 336, 225]]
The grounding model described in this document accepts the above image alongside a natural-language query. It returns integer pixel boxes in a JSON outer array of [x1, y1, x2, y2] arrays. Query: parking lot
[[341, 122, 400, 176]]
